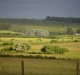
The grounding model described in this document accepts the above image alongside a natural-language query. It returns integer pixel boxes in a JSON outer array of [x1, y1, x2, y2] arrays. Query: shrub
[[73, 40, 79, 42], [2, 41, 14, 46], [1, 47, 13, 52], [41, 45, 55, 54], [14, 42, 31, 52], [41, 45, 69, 54]]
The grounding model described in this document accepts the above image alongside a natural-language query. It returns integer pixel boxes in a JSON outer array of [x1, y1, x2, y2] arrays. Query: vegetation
[[0, 18, 80, 75], [14, 42, 31, 52], [1, 41, 31, 52], [41, 45, 69, 54], [46, 16, 80, 23], [0, 18, 80, 35], [0, 30, 22, 37], [0, 58, 79, 75], [67, 28, 75, 35], [23, 29, 49, 38], [76, 29, 80, 34], [0, 22, 11, 30], [0, 37, 80, 59], [2, 41, 13, 46]]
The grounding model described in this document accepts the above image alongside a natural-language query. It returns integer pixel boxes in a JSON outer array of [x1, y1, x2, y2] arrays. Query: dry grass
[[0, 37, 80, 59], [0, 57, 80, 75]]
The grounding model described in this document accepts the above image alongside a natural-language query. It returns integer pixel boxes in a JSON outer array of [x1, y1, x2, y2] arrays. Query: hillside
[[0, 18, 80, 34]]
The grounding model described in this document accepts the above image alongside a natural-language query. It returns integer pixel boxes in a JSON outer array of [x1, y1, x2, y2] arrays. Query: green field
[[0, 18, 80, 33], [0, 30, 21, 34], [0, 18, 80, 75], [0, 37, 80, 59], [0, 57, 80, 75]]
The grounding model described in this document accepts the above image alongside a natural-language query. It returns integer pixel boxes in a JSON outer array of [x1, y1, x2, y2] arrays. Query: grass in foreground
[[0, 57, 80, 75]]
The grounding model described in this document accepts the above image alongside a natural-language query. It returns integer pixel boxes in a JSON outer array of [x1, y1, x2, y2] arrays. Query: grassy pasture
[[0, 36, 80, 59], [0, 30, 20, 34], [0, 57, 80, 75], [0, 18, 80, 75]]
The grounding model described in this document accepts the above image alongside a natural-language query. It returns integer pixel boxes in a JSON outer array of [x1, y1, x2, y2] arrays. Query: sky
[[0, 0, 80, 19]]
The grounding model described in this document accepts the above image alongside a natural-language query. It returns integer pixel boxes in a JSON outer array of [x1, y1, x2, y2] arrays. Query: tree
[[67, 28, 74, 35], [76, 29, 80, 34], [0, 22, 11, 30], [23, 29, 49, 38]]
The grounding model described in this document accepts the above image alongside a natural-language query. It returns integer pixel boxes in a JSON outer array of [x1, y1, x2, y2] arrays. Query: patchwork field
[[0, 36, 80, 59]]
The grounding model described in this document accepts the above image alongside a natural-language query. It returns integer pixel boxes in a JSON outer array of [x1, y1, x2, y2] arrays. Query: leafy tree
[[0, 22, 11, 30], [67, 28, 74, 35], [76, 29, 80, 34], [23, 29, 49, 38]]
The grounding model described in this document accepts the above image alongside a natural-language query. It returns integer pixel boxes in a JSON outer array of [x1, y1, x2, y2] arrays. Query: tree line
[[49, 28, 80, 35], [46, 16, 80, 23]]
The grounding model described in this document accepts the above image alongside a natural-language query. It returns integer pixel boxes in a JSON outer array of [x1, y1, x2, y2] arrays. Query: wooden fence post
[[21, 60, 24, 75], [77, 59, 79, 75]]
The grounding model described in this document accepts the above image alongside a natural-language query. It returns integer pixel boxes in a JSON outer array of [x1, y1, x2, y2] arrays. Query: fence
[[0, 59, 80, 75]]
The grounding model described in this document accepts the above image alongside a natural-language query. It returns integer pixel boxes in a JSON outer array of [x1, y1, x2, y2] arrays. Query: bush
[[14, 42, 31, 52], [2, 41, 14, 46], [1, 47, 13, 52], [73, 40, 79, 42], [41, 45, 69, 54]]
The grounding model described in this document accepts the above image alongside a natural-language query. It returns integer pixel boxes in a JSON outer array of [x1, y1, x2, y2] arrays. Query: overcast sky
[[0, 0, 80, 19]]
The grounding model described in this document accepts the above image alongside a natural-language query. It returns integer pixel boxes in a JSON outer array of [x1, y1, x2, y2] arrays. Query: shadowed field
[[0, 57, 80, 75]]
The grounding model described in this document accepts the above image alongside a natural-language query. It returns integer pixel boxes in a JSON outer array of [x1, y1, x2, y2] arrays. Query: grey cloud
[[0, 0, 80, 19]]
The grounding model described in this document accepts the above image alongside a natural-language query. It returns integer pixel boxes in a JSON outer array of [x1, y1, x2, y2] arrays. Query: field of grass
[[0, 36, 80, 59], [0, 57, 80, 75], [0, 30, 21, 34], [0, 18, 80, 75], [0, 18, 80, 33]]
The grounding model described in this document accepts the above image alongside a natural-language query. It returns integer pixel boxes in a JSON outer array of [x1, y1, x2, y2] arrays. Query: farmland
[[0, 36, 80, 59], [0, 18, 80, 75], [0, 18, 80, 33], [0, 57, 80, 75]]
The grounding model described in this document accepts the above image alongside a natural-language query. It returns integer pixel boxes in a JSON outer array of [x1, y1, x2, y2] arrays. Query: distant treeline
[[46, 16, 80, 23]]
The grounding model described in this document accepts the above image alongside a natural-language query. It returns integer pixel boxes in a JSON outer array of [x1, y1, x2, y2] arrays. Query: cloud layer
[[0, 0, 80, 19]]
